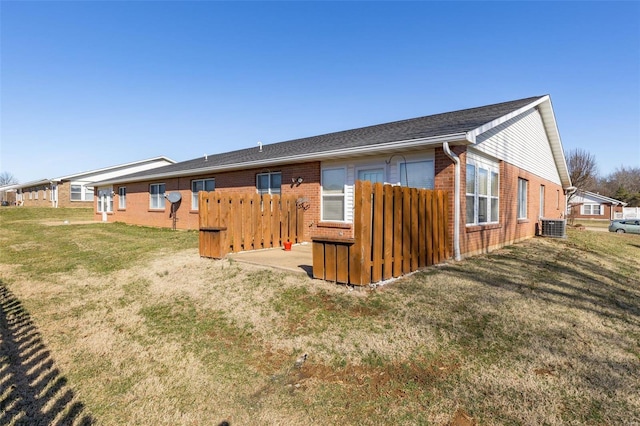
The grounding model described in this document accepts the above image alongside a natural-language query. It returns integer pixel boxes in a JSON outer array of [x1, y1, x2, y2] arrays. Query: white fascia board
[[13, 179, 54, 189], [54, 156, 176, 181], [579, 191, 628, 206], [466, 95, 572, 189], [96, 133, 469, 186]]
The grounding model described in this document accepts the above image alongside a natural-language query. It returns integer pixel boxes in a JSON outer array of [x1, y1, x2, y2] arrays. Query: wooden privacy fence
[[199, 192, 304, 258], [313, 181, 449, 286]]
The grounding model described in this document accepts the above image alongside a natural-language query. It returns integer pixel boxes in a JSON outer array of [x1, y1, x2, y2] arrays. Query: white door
[[97, 187, 113, 222]]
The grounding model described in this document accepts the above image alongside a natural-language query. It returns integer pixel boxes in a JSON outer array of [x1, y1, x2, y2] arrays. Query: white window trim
[[118, 187, 126, 209], [321, 166, 347, 222], [517, 178, 528, 220], [355, 166, 385, 184], [466, 153, 500, 226], [581, 203, 603, 216], [398, 159, 435, 189], [149, 183, 166, 210], [256, 172, 282, 195], [191, 178, 215, 210]]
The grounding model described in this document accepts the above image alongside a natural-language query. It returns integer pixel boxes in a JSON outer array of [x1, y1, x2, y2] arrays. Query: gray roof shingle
[[104, 95, 544, 182]]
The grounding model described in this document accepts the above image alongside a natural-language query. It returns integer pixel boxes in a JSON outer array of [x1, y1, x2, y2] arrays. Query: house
[[10, 157, 175, 209], [92, 95, 572, 259], [567, 191, 627, 221]]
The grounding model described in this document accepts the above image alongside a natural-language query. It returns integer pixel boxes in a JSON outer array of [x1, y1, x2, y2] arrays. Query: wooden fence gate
[[312, 181, 449, 286], [199, 192, 304, 258]]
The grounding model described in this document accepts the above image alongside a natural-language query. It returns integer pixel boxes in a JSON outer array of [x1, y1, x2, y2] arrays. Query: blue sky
[[1, 1, 638, 183]]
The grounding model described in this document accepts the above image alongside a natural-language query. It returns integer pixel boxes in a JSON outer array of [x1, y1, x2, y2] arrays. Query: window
[[556, 190, 560, 209], [466, 156, 499, 225], [35, 190, 39, 200], [400, 160, 435, 189], [85, 186, 94, 202], [149, 183, 166, 209], [118, 187, 126, 209], [582, 204, 602, 215], [517, 178, 528, 219], [70, 185, 82, 201], [539, 185, 545, 218], [191, 178, 215, 209], [322, 168, 346, 221], [357, 168, 384, 183], [256, 172, 281, 195]]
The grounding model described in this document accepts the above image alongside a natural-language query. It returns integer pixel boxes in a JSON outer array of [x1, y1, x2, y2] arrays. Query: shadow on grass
[[0, 282, 94, 426]]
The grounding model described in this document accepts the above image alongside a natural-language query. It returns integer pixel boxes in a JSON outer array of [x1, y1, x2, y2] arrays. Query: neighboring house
[[93, 95, 572, 259], [567, 191, 627, 221], [0, 183, 18, 205], [11, 157, 175, 209]]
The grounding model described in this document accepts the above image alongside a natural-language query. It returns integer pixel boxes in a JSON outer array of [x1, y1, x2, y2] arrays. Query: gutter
[[93, 133, 469, 186], [442, 142, 462, 261]]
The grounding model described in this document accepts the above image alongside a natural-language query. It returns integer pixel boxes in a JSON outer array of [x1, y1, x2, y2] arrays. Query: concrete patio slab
[[227, 243, 313, 276]]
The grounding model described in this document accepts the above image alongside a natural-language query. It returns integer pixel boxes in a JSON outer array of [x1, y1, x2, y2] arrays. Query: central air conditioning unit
[[540, 218, 566, 238]]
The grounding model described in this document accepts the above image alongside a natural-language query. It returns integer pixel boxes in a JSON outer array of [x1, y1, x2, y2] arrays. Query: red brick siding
[[104, 162, 323, 242], [459, 152, 565, 257]]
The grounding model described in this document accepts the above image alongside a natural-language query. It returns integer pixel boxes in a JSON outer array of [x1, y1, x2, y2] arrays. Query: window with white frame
[[149, 183, 166, 209], [85, 186, 94, 202], [256, 172, 281, 195], [322, 168, 346, 221], [70, 185, 82, 201], [466, 156, 499, 225], [191, 178, 215, 209], [517, 178, 528, 219], [539, 185, 545, 218], [118, 187, 126, 209], [357, 168, 384, 183], [399, 160, 435, 189], [581, 204, 602, 215]]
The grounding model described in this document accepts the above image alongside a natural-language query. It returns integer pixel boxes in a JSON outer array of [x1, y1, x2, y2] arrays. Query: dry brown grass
[[1, 210, 638, 425]]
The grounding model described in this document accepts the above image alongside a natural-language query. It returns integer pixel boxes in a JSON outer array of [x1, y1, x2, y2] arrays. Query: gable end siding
[[474, 108, 561, 185]]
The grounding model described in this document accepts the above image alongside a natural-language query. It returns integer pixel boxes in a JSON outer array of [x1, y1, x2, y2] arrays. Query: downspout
[[565, 186, 577, 219], [443, 142, 461, 261]]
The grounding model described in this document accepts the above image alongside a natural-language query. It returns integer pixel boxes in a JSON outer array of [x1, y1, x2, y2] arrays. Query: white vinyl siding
[[475, 108, 561, 185]]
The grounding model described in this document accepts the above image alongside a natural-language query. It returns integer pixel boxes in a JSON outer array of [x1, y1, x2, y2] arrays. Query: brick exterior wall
[[18, 182, 94, 208], [102, 162, 323, 242], [568, 203, 620, 221], [458, 150, 565, 258], [102, 150, 566, 255]]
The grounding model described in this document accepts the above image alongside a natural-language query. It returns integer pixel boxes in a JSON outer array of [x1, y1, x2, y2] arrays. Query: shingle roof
[[99, 95, 545, 183]]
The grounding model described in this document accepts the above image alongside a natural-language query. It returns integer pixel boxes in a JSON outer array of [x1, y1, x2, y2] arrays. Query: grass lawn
[[1, 208, 639, 425]]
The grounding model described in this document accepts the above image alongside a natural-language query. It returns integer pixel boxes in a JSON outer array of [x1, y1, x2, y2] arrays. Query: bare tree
[[566, 148, 598, 201], [599, 166, 640, 207], [0, 171, 18, 186]]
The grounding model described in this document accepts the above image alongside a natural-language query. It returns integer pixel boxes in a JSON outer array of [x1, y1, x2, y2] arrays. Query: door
[[97, 187, 113, 222]]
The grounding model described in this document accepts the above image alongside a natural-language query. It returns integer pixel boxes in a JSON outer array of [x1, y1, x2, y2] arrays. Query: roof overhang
[[94, 133, 470, 186], [54, 156, 176, 181], [466, 95, 572, 190]]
